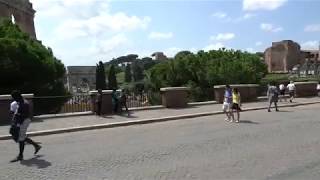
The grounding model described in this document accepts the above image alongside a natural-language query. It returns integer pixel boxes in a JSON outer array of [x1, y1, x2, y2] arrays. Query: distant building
[[151, 52, 168, 61], [264, 40, 320, 73], [65, 66, 96, 93]]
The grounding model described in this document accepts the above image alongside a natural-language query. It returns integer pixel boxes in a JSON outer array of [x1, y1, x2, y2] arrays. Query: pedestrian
[[287, 81, 296, 103], [9, 90, 41, 162], [231, 88, 241, 123], [222, 85, 233, 122], [119, 89, 130, 116], [96, 89, 102, 116], [317, 81, 320, 97], [112, 89, 119, 113], [279, 83, 286, 102], [267, 82, 279, 112]]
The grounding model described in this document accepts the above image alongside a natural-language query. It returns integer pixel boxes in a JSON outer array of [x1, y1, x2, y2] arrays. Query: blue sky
[[30, 0, 320, 66]]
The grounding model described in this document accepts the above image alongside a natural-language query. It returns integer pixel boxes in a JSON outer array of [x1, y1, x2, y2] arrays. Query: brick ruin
[[0, 0, 36, 39]]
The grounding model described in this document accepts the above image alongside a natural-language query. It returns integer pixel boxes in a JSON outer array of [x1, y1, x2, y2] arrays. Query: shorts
[[18, 118, 31, 142], [222, 102, 231, 112], [289, 90, 295, 97], [232, 103, 241, 111], [280, 89, 285, 95]]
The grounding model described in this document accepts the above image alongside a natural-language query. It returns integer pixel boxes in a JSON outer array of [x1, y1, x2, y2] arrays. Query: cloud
[[260, 23, 283, 32], [204, 43, 225, 51], [243, 0, 288, 11], [255, 41, 263, 46], [148, 32, 174, 40], [246, 48, 255, 52], [211, 12, 227, 19], [210, 33, 235, 41], [304, 24, 320, 32], [301, 41, 319, 50], [165, 47, 182, 57], [30, 0, 152, 65]]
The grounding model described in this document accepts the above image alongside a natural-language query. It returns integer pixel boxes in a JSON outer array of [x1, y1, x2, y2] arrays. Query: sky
[[29, 0, 320, 66]]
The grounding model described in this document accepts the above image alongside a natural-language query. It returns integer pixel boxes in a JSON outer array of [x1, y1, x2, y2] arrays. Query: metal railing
[[33, 94, 92, 115], [33, 91, 162, 115]]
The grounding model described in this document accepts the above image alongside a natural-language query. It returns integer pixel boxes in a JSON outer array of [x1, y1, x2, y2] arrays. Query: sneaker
[[10, 155, 23, 162], [268, 109, 271, 112], [34, 145, 42, 155]]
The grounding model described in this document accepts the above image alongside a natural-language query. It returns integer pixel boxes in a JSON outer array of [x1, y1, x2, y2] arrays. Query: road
[[0, 104, 320, 180]]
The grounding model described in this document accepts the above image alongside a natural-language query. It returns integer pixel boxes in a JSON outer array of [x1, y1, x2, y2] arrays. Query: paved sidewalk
[[0, 97, 319, 138]]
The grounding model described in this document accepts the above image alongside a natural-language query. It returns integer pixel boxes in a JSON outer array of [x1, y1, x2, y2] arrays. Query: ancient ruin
[[65, 66, 97, 94], [264, 40, 320, 75], [0, 0, 36, 38]]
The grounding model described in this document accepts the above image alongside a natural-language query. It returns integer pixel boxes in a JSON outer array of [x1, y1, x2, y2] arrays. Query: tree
[[125, 64, 132, 83], [147, 49, 268, 101], [96, 61, 107, 90], [108, 64, 118, 90], [132, 62, 144, 82], [0, 19, 69, 114]]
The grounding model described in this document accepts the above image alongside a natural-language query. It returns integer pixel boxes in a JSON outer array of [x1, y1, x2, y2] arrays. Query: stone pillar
[[160, 87, 189, 108], [294, 81, 318, 97], [0, 94, 34, 125], [214, 84, 259, 103], [90, 90, 113, 115]]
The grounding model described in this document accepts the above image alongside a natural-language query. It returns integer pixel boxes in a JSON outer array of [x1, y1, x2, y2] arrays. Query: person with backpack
[[267, 82, 279, 112], [9, 90, 41, 162]]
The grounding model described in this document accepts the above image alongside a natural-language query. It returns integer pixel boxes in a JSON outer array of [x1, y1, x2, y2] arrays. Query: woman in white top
[[317, 82, 320, 97]]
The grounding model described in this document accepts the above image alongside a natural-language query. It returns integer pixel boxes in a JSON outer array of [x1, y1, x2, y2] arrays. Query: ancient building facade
[[0, 0, 36, 38], [65, 66, 96, 94]]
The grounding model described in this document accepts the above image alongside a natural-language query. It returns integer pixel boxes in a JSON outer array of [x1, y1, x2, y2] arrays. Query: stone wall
[[0, 0, 36, 39], [214, 84, 259, 103]]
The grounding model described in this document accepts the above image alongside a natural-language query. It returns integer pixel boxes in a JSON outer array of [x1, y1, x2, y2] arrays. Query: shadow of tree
[[20, 155, 51, 169]]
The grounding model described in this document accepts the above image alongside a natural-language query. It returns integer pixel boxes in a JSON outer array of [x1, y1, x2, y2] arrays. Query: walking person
[[9, 90, 41, 162], [267, 82, 279, 112], [287, 81, 296, 103], [119, 89, 130, 116], [231, 88, 241, 123], [279, 83, 286, 102], [96, 89, 103, 116], [112, 89, 119, 113], [317, 81, 320, 97], [222, 85, 234, 122]]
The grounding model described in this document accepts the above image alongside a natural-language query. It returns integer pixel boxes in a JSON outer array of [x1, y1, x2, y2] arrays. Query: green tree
[[108, 64, 118, 90], [0, 19, 69, 114], [125, 64, 132, 83], [132, 62, 144, 82], [96, 61, 107, 90]]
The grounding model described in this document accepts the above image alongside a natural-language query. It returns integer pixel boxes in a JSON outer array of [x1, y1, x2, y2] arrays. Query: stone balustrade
[[0, 94, 34, 124], [214, 84, 259, 103], [160, 87, 190, 108], [294, 81, 318, 97], [89, 90, 113, 115]]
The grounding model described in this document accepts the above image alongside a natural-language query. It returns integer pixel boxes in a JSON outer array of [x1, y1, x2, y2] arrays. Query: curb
[[1, 101, 319, 141]]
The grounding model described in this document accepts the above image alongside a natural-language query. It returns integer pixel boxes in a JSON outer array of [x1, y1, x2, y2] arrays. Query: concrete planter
[[214, 84, 259, 103], [160, 87, 190, 108], [0, 94, 34, 125], [294, 81, 318, 97], [90, 90, 113, 115]]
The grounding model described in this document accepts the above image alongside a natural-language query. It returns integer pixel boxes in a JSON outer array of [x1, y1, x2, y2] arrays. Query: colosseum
[[0, 0, 36, 38]]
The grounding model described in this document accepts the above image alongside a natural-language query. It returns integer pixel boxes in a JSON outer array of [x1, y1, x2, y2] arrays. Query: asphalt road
[[0, 104, 320, 180]]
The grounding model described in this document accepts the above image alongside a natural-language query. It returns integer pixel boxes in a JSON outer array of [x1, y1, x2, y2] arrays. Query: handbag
[[9, 125, 20, 142]]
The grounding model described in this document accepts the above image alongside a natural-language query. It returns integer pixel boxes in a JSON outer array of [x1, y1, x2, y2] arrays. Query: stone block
[[160, 87, 189, 108]]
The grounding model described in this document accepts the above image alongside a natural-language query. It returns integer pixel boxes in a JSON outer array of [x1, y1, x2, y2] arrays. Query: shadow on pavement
[[20, 155, 52, 169], [239, 120, 259, 124]]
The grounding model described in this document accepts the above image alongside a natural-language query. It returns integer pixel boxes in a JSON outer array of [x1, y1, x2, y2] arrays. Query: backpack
[[13, 101, 30, 125]]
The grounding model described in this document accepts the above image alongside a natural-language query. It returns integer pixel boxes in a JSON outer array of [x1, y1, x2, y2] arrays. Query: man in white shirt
[[10, 90, 41, 162], [287, 81, 295, 103], [279, 83, 286, 102]]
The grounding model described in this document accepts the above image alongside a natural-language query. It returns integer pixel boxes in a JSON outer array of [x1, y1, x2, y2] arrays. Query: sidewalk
[[0, 97, 319, 139]]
